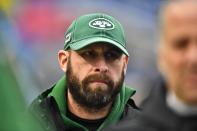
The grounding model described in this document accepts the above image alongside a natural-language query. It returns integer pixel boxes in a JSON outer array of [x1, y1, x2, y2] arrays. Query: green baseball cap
[[64, 13, 129, 56]]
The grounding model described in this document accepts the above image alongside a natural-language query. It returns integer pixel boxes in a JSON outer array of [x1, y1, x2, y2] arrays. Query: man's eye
[[173, 38, 189, 49], [83, 51, 91, 56], [80, 51, 96, 59], [104, 51, 122, 61]]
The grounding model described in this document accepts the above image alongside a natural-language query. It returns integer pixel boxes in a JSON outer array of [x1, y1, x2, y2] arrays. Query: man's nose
[[93, 58, 109, 73]]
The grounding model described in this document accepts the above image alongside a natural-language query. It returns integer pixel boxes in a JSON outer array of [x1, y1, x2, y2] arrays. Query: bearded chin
[[66, 60, 124, 110]]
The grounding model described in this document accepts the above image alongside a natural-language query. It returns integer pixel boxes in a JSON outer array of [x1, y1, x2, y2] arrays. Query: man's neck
[[67, 90, 112, 120]]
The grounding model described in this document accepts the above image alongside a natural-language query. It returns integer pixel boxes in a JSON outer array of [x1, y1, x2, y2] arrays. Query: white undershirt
[[166, 91, 197, 116]]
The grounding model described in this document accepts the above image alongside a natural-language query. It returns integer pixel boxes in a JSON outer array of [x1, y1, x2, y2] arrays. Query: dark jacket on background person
[[104, 79, 197, 131], [138, 80, 197, 131], [29, 76, 139, 131]]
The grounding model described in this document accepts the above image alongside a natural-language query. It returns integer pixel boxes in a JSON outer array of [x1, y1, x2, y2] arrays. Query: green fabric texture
[[64, 13, 129, 56], [49, 76, 136, 131]]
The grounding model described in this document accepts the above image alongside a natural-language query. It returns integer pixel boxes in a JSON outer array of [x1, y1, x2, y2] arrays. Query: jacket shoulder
[[29, 88, 64, 131], [120, 98, 140, 120]]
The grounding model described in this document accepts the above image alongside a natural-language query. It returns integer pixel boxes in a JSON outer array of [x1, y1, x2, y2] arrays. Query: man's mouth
[[90, 80, 108, 84]]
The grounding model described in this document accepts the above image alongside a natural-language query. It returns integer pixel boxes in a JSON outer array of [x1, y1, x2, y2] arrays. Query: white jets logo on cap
[[65, 33, 71, 44], [89, 18, 115, 30]]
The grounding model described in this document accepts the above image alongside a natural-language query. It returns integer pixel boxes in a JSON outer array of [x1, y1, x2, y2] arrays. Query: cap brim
[[69, 37, 129, 56]]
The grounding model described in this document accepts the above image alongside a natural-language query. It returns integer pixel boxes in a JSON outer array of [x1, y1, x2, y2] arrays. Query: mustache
[[83, 74, 113, 85]]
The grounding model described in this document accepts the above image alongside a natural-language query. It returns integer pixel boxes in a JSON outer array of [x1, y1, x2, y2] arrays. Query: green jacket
[[30, 76, 139, 131]]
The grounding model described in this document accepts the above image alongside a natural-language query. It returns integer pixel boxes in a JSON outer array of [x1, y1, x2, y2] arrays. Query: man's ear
[[123, 55, 129, 75], [157, 42, 166, 76], [58, 50, 69, 73]]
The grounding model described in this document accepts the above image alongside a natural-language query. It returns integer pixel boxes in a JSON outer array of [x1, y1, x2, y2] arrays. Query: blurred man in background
[[146, 0, 197, 130], [104, 0, 197, 131], [30, 13, 139, 131]]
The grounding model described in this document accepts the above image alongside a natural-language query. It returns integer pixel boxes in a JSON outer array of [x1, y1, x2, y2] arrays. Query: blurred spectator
[[103, 0, 197, 130]]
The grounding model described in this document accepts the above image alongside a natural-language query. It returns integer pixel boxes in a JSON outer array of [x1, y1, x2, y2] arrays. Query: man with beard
[[30, 13, 139, 131]]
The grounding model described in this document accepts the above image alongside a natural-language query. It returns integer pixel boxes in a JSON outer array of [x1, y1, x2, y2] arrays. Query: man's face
[[66, 43, 128, 109], [159, 3, 197, 105]]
